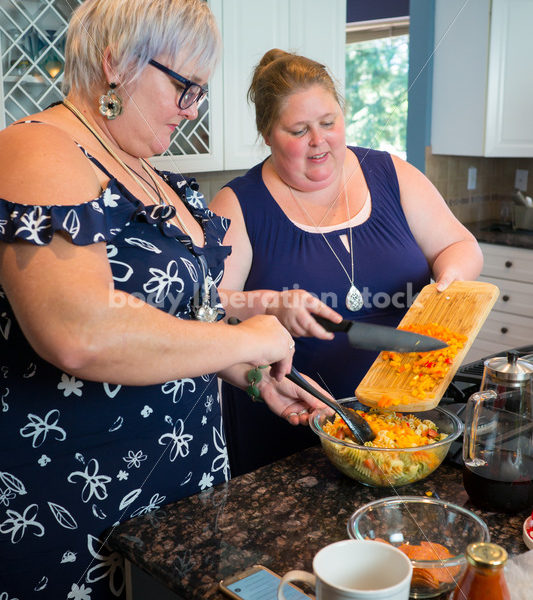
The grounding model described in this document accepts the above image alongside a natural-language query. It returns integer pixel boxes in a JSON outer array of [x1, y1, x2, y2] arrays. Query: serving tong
[[228, 317, 375, 444], [285, 367, 375, 444]]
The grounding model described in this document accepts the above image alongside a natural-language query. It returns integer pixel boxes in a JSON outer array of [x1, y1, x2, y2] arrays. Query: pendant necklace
[[288, 170, 364, 312], [193, 255, 219, 323], [62, 99, 219, 322]]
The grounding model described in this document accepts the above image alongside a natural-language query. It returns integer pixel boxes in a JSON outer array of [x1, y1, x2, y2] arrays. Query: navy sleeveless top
[[231, 146, 431, 397], [221, 147, 431, 476], [0, 123, 231, 599]]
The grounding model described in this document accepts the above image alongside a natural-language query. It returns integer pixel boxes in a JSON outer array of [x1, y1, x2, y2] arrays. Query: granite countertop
[[465, 220, 533, 249], [108, 446, 528, 599]]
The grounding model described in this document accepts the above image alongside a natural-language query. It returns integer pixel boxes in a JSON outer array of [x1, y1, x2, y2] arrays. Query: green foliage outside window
[[345, 35, 409, 158]]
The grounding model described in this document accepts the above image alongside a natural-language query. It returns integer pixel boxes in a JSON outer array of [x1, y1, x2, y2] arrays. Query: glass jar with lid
[[450, 542, 510, 600]]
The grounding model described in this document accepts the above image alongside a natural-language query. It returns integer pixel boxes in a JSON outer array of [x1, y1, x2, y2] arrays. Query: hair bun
[[257, 48, 289, 70], [248, 48, 341, 138]]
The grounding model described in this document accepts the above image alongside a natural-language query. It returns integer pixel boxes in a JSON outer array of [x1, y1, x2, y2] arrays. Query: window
[[345, 17, 409, 159]]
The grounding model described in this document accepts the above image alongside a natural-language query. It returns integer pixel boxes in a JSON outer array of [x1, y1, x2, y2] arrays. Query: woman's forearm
[[431, 239, 484, 285], [1, 236, 292, 385], [24, 290, 278, 385]]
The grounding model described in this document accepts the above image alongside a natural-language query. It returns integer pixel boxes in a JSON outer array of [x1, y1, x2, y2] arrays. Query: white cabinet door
[[431, 0, 533, 157], [468, 242, 533, 364], [222, 0, 290, 171], [152, 0, 224, 174], [473, 310, 533, 348], [479, 275, 533, 319], [289, 0, 346, 87], [485, 0, 533, 156], [431, 0, 490, 156]]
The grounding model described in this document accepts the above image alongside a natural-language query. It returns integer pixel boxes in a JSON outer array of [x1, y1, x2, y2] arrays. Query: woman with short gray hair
[[0, 4, 327, 598]]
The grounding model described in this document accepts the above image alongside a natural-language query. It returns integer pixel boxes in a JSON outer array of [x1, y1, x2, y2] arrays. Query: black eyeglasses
[[148, 59, 207, 109]]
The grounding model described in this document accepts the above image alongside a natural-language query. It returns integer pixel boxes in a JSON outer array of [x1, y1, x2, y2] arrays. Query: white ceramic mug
[[277, 539, 412, 600]]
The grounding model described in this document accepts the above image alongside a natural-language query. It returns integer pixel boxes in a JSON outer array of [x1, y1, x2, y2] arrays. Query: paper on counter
[[505, 550, 533, 600]]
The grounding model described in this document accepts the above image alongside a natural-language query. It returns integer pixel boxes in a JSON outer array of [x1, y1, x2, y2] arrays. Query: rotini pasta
[[321, 410, 449, 486]]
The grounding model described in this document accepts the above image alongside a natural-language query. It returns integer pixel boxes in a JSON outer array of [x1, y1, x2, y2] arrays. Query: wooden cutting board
[[355, 281, 500, 412]]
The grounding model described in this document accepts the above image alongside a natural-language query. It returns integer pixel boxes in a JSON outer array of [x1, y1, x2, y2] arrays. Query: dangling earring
[[98, 82, 123, 120]]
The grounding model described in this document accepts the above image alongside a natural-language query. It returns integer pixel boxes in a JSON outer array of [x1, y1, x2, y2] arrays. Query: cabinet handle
[[504, 260, 513, 268], [502, 295, 510, 302], [501, 327, 508, 334]]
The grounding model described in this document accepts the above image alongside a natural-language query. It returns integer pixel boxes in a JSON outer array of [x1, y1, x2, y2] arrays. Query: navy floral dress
[[0, 134, 231, 599]]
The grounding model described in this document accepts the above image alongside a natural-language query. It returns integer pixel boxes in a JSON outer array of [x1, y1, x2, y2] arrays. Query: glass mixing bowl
[[309, 400, 462, 487], [348, 496, 490, 598]]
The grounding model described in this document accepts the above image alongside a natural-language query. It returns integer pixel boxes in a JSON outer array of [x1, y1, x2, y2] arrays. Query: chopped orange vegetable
[[373, 538, 461, 587], [379, 323, 467, 399], [324, 409, 447, 448]]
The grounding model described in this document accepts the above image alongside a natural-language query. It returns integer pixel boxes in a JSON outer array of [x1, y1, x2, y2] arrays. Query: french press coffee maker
[[462, 351, 533, 513]]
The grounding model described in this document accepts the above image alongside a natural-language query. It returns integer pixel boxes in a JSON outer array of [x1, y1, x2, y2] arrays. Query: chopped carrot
[[378, 323, 467, 399], [323, 409, 447, 448], [374, 538, 460, 585]]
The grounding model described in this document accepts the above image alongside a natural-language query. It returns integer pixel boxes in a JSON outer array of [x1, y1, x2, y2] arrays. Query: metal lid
[[466, 543, 508, 569], [484, 351, 533, 384]]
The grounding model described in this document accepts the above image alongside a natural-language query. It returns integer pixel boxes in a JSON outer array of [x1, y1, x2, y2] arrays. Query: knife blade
[[314, 316, 448, 353]]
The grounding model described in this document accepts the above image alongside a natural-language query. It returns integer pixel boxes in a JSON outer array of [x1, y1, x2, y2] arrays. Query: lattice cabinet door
[[0, 0, 82, 128]]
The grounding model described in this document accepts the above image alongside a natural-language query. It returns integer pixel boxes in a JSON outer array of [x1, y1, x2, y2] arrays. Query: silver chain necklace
[[288, 171, 364, 312], [62, 99, 218, 322]]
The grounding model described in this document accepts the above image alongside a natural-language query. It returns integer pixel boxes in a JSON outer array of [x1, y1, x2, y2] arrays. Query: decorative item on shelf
[[22, 27, 44, 61], [44, 54, 63, 79], [14, 58, 30, 77]]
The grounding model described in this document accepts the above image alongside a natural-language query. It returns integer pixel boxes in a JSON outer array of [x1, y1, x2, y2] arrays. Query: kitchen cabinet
[[464, 242, 533, 362], [0, 0, 81, 127], [431, 0, 533, 157], [0, 0, 346, 174]]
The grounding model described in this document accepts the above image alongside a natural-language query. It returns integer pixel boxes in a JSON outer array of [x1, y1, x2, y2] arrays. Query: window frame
[[346, 16, 409, 44]]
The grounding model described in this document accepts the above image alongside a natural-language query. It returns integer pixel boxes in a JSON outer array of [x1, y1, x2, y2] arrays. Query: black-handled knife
[[314, 316, 448, 353]]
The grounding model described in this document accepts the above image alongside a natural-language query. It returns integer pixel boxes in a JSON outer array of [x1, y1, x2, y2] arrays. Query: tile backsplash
[[187, 148, 533, 221], [425, 147, 533, 223]]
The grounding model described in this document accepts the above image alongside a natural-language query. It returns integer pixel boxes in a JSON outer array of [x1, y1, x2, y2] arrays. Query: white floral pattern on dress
[[198, 472, 214, 490], [0, 503, 45, 543], [211, 419, 230, 482], [0, 149, 230, 598], [85, 534, 124, 597], [67, 459, 112, 503], [158, 419, 193, 461], [19, 409, 66, 448], [161, 378, 196, 404], [57, 373, 84, 397], [67, 582, 92, 600], [122, 450, 147, 469], [102, 187, 120, 208], [129, 493, 166, 518], [14, 206, 50, 245], [143, 260, 184, 304]]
